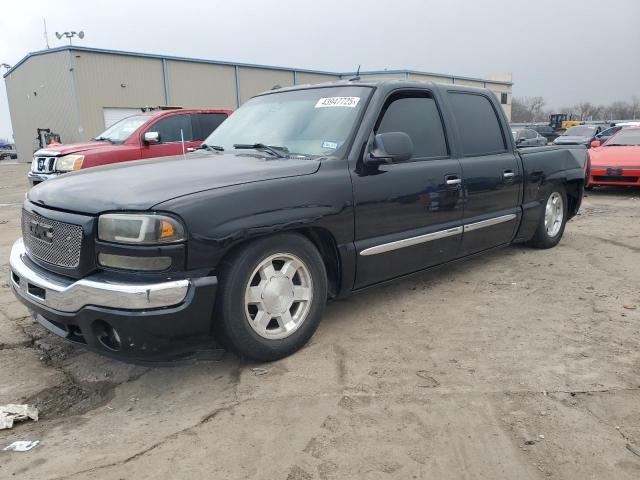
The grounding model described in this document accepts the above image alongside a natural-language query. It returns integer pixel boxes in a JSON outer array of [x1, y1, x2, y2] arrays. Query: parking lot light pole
[[1, 63, 11, 72]]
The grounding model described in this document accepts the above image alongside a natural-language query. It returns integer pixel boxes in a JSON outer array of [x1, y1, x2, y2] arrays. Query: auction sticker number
[[315, 97, 360, 108]]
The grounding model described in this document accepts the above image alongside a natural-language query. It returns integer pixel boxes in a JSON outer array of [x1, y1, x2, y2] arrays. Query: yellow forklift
[[549, 114, 583, 133]]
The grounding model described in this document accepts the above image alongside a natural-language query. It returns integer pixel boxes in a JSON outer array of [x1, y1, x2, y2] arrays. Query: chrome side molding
[[462, 213, 516, 233], [359, 213, 516, 256], [360, 226, 463, 256]]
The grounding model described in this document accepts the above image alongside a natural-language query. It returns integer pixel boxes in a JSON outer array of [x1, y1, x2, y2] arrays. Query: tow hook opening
[[92, 320, 122, 351]]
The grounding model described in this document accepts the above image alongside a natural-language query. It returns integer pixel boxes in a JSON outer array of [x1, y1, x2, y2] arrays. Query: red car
[[28, 108, 232, 186], [587, 127, 640, 188]]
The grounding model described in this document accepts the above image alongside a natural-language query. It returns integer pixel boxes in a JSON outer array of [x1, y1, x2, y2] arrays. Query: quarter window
[[448, 92, 506, 156], [375, 93, 448, 160], [151, 114, 193, 143]]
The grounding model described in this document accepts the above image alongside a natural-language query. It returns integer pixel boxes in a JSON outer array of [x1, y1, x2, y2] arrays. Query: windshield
[[203, 86, 372, 157], [606, 129, 640, 146], [564, 126, 596, 136], [96, 115, 149, 143]]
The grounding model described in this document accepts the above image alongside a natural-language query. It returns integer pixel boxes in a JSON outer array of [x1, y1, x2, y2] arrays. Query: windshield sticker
[[322, 141, 339, 149], [315, 97, 360, 108]]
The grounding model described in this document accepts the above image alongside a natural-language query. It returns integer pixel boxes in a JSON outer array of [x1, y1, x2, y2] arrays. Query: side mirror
[[365, 132, 413, 166], [516, 137, 524, 144], [144, 131, 160, 145], [590, 140, 601, 148]]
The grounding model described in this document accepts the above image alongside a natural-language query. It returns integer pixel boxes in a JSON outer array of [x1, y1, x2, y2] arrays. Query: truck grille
[[21, 210, 83, 269], [32, 156, 57, 173]]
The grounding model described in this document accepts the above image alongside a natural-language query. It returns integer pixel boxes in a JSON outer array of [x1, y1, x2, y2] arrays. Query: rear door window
[[193, 113, 228, 140], [448, 92, 507, 156], [375, 93, 448, 160], [151, 114, 193, 143]]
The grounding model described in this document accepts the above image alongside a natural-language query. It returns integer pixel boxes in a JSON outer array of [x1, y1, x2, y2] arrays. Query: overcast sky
[[1, 0, 639, 140]]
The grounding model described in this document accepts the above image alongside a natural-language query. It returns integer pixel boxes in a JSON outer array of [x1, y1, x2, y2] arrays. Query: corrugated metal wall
[[295, 72, 340, 85], [408, 73, 454, 84], [73, 52, 166, 138], [4, 48, 513, 161], [166, 61, 237, 109], [4, 51, 78, 162], [238, 67, 294, 104]]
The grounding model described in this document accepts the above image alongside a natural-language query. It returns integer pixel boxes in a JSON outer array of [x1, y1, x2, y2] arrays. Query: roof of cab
[[255, 77, 493, 97]]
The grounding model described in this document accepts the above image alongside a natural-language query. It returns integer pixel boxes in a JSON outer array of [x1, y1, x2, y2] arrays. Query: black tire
[[527, 185, 568, 249], [215, 233, 327, 362]]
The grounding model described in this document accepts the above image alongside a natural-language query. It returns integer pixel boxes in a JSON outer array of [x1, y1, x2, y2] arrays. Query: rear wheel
[[527, 186, 568, 249], [215, 233, 327, 361]]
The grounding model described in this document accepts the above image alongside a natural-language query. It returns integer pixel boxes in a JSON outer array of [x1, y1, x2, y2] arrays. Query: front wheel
[[215, 233, 327, 361], [527, 186, 568, 249]]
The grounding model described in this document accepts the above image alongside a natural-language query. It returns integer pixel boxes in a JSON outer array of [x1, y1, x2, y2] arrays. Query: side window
[[525, 129, 536, 139], [375, 93, 448, 160], [151, 114, 193, 143], [193, 113, 228, 140], [448, 92, 506, 156]]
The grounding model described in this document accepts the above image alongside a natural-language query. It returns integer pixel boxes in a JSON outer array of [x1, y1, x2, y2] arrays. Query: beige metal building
[[4, 46, 513, 162]]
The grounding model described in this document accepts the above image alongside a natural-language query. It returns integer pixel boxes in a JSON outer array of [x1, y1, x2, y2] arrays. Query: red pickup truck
[[28, 108, 232, 185]]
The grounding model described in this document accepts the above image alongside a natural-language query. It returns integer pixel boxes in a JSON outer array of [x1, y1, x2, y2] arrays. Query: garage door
[[102, 108, 142, 129]]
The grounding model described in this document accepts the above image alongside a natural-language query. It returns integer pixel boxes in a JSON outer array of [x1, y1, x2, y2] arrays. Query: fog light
[[98, 253, 171, 271], [93, 320, 122, 351]]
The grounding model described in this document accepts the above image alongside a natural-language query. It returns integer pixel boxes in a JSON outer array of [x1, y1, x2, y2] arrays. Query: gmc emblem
[[29, 220, 54, 243]]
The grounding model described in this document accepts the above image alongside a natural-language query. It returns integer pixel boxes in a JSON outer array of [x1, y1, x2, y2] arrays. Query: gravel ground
[[0, 163, 639, 479]]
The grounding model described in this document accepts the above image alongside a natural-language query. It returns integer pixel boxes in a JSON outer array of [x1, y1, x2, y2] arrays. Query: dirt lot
[[0, 162, 639, 479]]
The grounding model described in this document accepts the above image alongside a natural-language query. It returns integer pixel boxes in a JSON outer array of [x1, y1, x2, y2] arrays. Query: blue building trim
[[161, 58, 170, 105], [234, 65, 241, 108], [3, 45, 513, 86]]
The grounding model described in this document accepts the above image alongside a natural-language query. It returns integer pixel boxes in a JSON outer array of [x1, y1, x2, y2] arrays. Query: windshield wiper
[[93, 136, 113, 143], [198, 144, 224, 152], [233, 143, 288, 158]]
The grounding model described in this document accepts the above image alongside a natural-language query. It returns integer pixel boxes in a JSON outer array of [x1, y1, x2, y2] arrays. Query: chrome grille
[[21, 210, 83, 269], [32, 156, 57, 173]]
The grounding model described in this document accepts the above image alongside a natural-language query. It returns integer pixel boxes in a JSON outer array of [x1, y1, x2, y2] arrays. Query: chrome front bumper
[[9, 238, 191, 312], [27, 171, 61, 185]]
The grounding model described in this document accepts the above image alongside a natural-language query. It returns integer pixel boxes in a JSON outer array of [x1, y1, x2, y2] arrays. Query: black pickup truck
[[10, 80, 586, 362]]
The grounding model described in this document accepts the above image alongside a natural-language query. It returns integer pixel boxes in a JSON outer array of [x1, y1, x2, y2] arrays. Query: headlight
[[55, 154, 84, 172], [98, 213, 186, 245]]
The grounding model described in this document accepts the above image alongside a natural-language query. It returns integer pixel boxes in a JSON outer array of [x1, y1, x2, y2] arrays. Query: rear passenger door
[[351, 90, 463, 288], [447, 92, 521, 256]]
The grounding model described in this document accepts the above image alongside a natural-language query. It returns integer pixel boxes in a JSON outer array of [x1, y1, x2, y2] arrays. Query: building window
[[500, 92, 508, 105]]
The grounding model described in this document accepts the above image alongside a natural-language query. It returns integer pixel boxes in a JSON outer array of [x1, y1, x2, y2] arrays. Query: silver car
[[512, 128, 547, 147]]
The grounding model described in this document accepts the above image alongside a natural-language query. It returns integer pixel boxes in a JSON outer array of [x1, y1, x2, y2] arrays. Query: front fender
[[155, 160, 354, 272]]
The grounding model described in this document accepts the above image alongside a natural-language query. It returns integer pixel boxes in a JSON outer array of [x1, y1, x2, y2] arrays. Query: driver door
[[140, 114, 200, 159], [350, 90, 464, 288]]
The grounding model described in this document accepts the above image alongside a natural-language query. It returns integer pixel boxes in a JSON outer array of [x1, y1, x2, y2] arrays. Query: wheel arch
[[215, 227, 343, 300]]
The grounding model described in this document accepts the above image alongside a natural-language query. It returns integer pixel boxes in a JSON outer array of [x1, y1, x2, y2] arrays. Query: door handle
[[503, 170, 515, 180], [445, 175, 462, 186]]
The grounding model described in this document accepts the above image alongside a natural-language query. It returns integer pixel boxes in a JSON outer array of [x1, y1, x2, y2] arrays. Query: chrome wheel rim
[[244, 253, 313, 340], [544, 192, 563, 237]]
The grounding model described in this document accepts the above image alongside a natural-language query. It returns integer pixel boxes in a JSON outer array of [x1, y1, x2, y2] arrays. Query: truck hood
[[590, 145, 640, 167], [28, 151, 321, 215], [35, 141, 112, 156]]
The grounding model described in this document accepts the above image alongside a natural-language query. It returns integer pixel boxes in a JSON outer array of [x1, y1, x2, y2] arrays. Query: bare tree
[[512, 96, 547, 123]]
